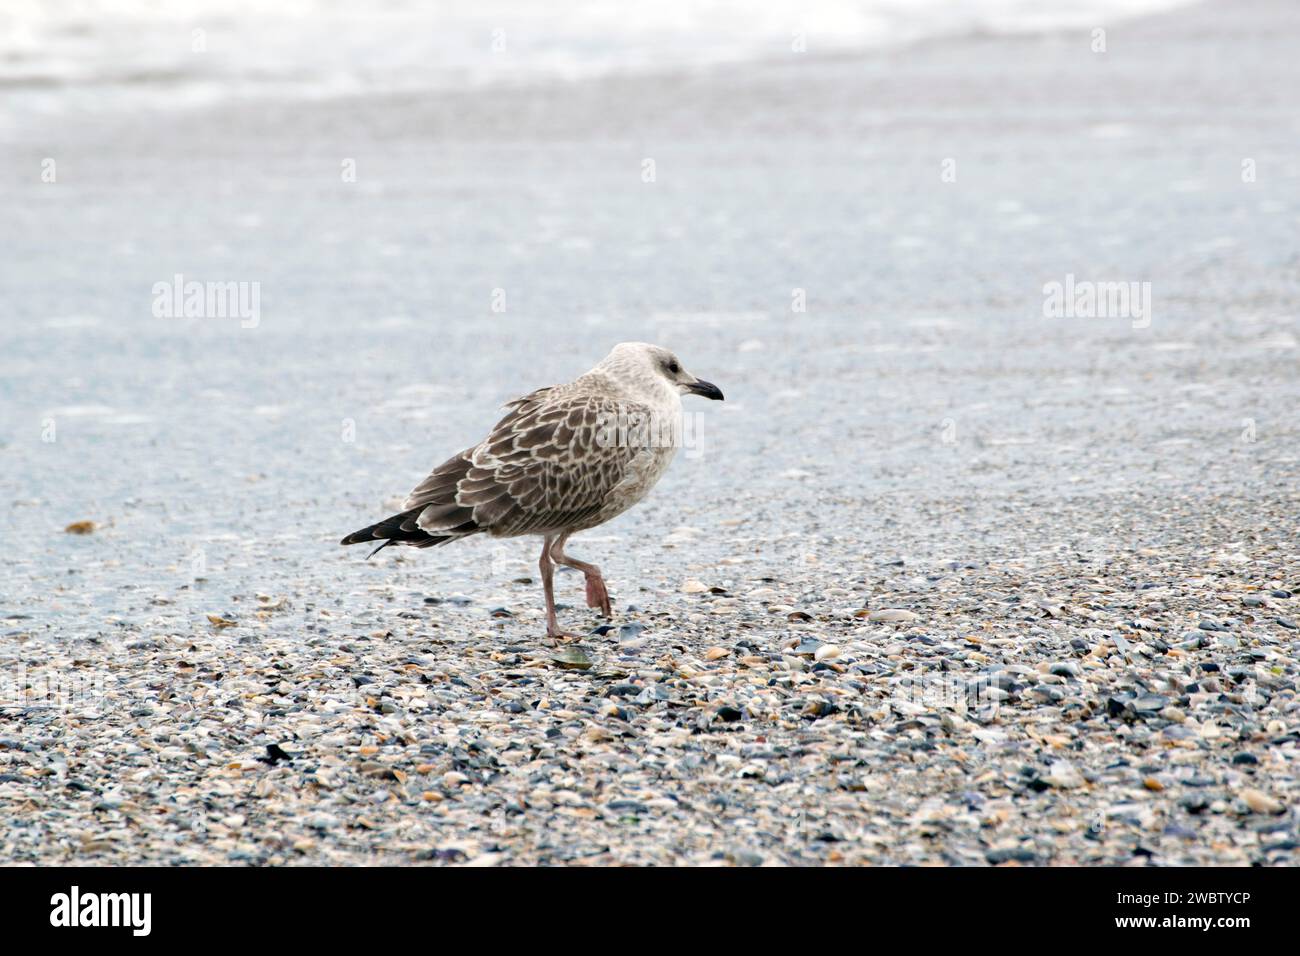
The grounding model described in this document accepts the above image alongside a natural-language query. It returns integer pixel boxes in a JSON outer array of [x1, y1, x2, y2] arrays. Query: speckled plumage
[[342, 343, 724, 639]]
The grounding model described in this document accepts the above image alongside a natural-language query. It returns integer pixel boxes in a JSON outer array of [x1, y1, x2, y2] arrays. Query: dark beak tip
[[690, 380, 725, 401]]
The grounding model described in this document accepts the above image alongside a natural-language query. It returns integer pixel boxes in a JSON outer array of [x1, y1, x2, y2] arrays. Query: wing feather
[[400, 385, 652, 538]]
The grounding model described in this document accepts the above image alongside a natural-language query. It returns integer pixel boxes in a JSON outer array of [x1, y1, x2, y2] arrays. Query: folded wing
[[402, 387, 651, 540]]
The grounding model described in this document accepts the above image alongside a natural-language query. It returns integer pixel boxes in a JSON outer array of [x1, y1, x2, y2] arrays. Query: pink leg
[[538, 534, 563, 642], [549, 535, 612, 618]]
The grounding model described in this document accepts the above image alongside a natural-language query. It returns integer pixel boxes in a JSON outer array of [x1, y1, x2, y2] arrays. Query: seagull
[[341, 343, 724, 640]]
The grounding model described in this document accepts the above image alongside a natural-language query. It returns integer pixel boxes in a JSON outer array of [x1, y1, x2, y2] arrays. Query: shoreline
[[3, 0, 1208, 139]]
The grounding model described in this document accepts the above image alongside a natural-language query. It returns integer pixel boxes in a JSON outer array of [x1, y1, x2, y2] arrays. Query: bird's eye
[[666, 361, 680, 374]]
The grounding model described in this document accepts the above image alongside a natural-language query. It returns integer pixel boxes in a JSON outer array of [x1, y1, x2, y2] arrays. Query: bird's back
[[401, 372, 669, 539]]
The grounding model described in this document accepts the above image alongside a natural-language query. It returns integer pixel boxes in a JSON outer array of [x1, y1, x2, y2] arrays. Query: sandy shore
[[1, 0, 1298, 864]]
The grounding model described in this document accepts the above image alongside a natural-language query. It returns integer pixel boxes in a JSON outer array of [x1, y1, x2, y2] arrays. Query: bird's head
[[599, 342, 724, 401]]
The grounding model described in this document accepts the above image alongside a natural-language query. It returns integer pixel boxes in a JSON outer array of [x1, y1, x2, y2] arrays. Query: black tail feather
[[341, 506, 443, 554], [341, 506, 482, 557], [366, 539, 397, 560]]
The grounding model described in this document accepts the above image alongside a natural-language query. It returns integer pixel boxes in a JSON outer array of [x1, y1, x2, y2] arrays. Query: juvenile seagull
[[341, 343, 724, 640]]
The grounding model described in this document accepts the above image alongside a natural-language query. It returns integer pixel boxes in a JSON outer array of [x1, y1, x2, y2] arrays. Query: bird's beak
[[685, 378, 724, 401]]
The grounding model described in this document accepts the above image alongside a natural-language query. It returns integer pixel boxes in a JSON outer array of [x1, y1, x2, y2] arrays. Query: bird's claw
[[545, 626, 581, 646]]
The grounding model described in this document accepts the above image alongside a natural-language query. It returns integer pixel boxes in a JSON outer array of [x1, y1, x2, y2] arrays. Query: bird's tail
[[340, 506, 456, 558]]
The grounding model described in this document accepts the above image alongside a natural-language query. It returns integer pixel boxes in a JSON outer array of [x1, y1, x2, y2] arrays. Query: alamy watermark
[[152, 274, 260, 328], [50, 886, 151, 936], [1, 663, 108, 714], [1043, 273, 1151, 329], [595, 407, 705, 459]]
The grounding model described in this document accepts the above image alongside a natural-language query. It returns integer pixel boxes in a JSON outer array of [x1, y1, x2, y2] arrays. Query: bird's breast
[[599, 443, 677, 520]]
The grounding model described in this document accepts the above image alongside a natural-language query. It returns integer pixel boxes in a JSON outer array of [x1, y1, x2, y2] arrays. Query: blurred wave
[[2, 0, 1192, 115]]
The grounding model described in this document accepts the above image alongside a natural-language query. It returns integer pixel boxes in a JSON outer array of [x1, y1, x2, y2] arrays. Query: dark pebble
[[986, 847, 1037, 864], [1263, 840, 1300, 853], [985, 673, 1020, 692], [1180, 796, 1210, 814], [260, 744, 293, 765], [1106, 695, 1133, 718], [415, 847, 468, 863], [607, 799, 648, 815]]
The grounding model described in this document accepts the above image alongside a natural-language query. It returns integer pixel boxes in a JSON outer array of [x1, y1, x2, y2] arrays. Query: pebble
[[552, 648, 593, 670], [1239, 789, 1285, 815], [617, 622, 646, 641], [867, 609, 920, 624], [3, 508, 1294, 869], [1043, 761, 1085, 790]]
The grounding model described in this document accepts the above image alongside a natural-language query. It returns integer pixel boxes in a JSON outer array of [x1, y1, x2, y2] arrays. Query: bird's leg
[[549, 536, 612, 619], [538, 534, 564, 644]]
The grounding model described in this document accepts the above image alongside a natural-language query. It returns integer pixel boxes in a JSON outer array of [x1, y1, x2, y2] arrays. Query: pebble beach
[[2, 0, 1299, 865]]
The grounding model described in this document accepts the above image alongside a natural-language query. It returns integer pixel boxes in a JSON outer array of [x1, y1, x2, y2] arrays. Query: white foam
[[2, 0, 1196, 116]]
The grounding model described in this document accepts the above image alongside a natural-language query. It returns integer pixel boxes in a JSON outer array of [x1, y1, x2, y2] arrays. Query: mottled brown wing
[[402, 387, 649, 538]]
